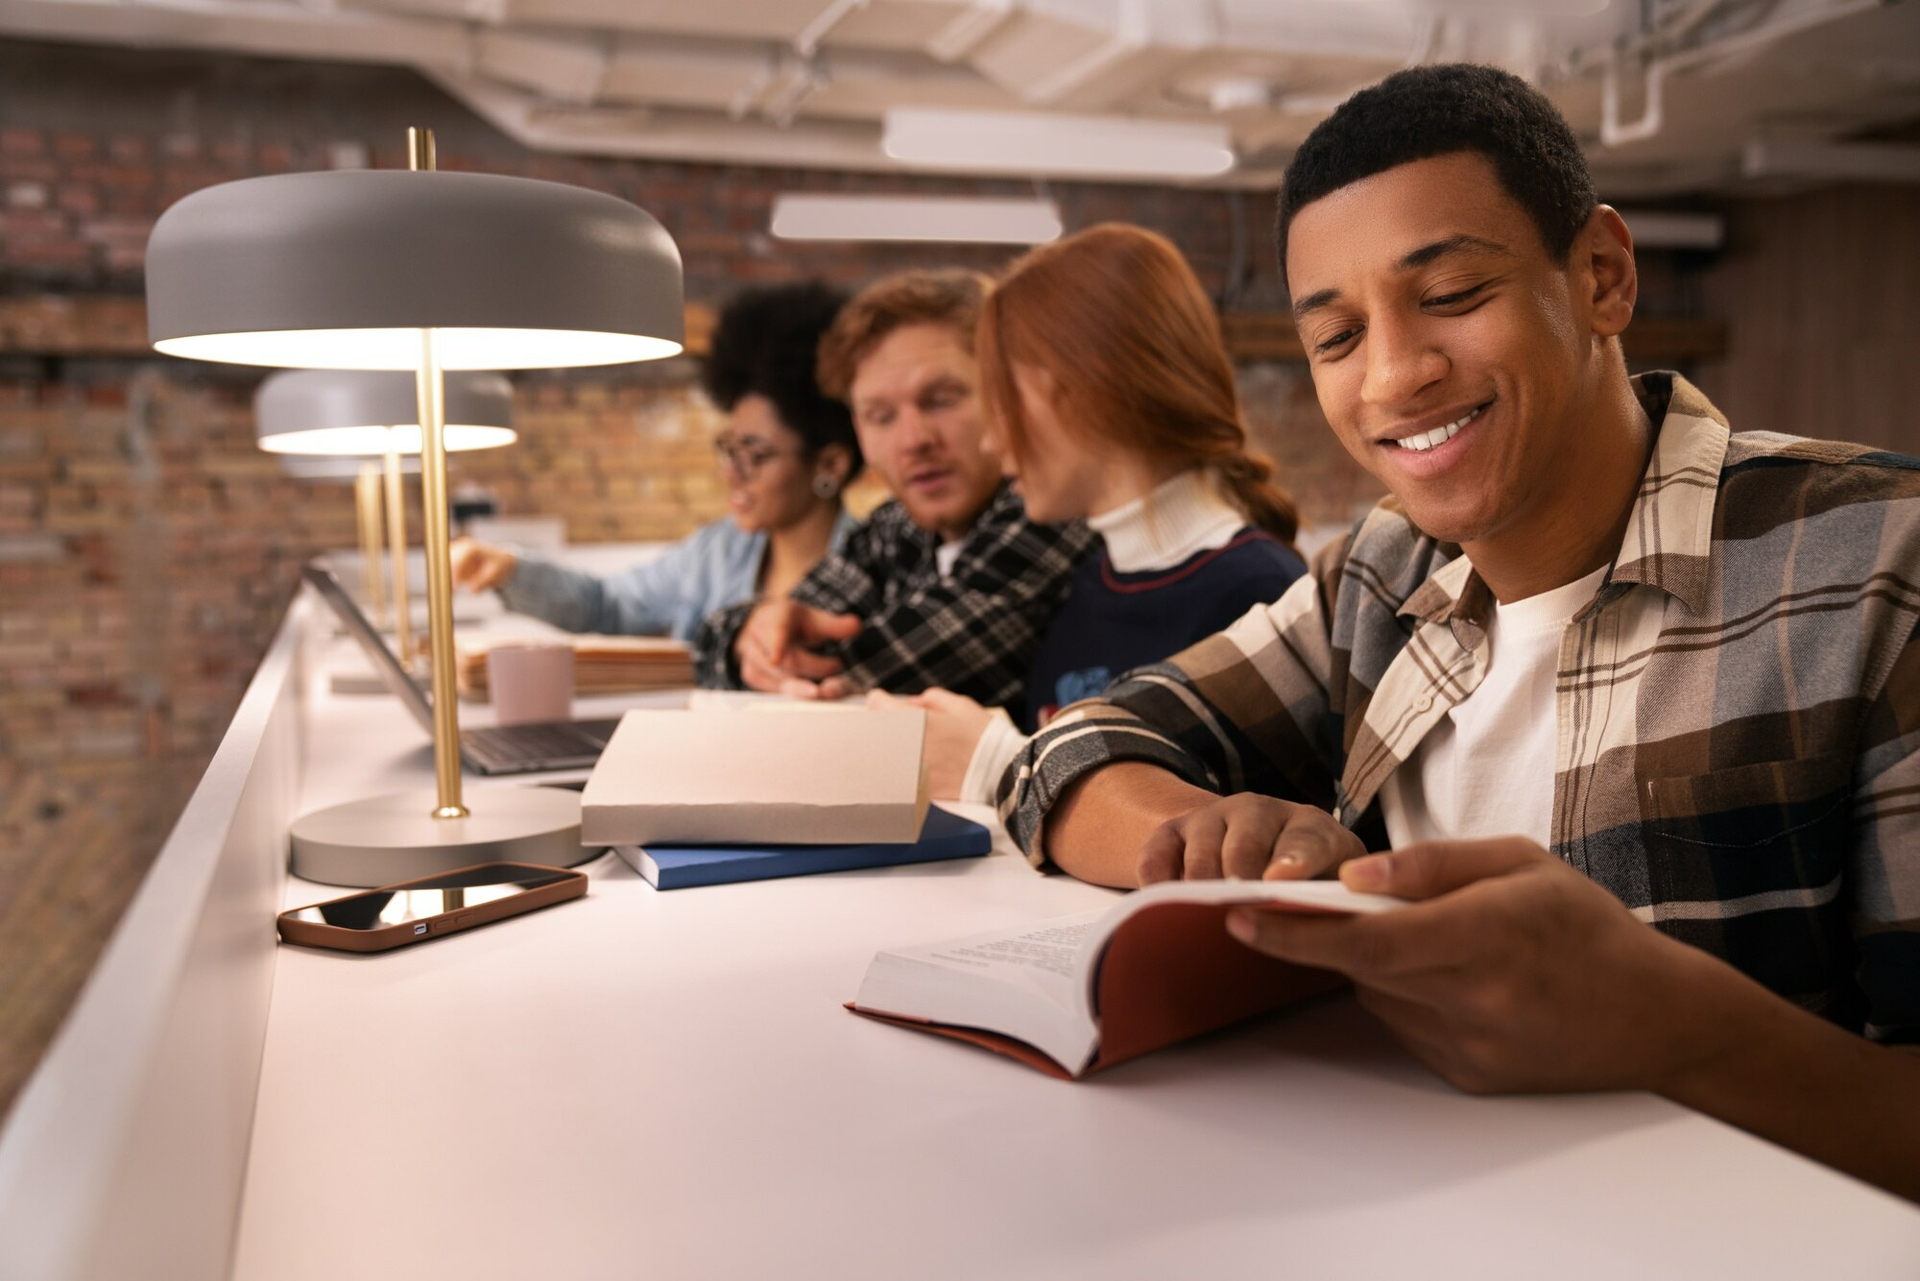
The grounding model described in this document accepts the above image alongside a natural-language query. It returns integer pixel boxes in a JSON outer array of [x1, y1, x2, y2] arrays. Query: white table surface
[[231, 635, 1920, 1281]]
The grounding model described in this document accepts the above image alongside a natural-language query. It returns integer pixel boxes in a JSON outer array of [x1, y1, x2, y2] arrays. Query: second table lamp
[[255, 367, 517, 663]]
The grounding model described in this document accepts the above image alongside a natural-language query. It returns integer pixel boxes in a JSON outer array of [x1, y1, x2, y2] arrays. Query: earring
[[813, 474, 841, 499]]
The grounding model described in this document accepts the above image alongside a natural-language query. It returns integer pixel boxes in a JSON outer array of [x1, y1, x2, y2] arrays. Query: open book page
[[853, 909, 1109, 1075]]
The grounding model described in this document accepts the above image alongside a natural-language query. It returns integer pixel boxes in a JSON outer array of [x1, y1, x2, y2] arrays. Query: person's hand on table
[[1138, 793, 1366, 884], [1224, 837, 1739, 1094], [449, 536, 517, 592], [734, 598, 862, 694], [865, 687, 994, 798]]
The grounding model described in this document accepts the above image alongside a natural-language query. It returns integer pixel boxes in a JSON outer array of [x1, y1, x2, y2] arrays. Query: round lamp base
[[290, 784, 590, 887]]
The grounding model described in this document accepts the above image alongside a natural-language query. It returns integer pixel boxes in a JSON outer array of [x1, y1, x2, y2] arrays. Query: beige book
[[581, 706, 928, 846]]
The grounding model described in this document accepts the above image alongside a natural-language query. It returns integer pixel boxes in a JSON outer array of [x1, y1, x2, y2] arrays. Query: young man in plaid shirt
[[999, 65, 1919, 1198], [693, 270, 1093, 714]]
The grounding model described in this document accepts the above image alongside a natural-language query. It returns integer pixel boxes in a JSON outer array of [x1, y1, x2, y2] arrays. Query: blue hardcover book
[[613, 805, 993, 890]]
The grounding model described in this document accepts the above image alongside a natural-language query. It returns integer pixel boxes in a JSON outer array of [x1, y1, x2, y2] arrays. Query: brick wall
[[0, 35, 1365, 805]]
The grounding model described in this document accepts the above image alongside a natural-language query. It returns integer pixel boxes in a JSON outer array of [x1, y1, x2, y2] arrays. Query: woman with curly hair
[[451, 281, 862, 639]]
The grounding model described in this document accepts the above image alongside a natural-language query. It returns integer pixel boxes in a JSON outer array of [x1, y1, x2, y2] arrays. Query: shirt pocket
[[1642, 755, 1851, 912]]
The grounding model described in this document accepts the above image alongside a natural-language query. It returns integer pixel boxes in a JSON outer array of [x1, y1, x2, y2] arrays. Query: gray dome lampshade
[[254, 369, 517, 455], [146, 169, 685, 370]]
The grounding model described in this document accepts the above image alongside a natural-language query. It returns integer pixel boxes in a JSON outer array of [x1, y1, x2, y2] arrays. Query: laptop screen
[[302, 562, 437, 736]]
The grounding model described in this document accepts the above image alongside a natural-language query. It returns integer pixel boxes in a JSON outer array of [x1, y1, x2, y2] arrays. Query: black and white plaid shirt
[[693, 483, 1096, 711]]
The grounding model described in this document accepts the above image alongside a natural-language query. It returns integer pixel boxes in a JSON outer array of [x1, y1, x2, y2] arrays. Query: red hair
[[978, 223, 1298, 544]]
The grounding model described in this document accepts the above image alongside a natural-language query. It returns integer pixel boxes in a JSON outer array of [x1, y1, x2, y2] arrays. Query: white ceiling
[[2, 0, 1917, 195]]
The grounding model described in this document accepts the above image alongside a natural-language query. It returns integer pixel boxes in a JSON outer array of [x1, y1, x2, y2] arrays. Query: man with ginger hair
[[692, 269, 1094, 712]]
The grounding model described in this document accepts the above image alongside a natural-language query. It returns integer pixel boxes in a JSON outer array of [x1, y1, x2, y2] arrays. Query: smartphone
[[276, 861, 587, 953]]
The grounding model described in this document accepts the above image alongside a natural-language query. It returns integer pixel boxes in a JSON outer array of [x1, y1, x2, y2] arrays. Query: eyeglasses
[[714, 436, 803, 480]]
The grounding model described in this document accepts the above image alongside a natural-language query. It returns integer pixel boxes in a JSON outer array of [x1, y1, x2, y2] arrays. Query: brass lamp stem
[[416, 330, 465, 819], [382, 443, 412, 662], [408, 125, 435, 172], [409, 126, 468, 820], [354, 462, 388, 627]]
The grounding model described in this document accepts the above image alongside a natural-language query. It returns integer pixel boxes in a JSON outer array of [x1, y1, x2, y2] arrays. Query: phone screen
[[285, 865, 573, 931]]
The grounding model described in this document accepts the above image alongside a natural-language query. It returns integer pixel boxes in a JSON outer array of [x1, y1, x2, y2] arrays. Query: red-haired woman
[[873, 222, 1307, 803]]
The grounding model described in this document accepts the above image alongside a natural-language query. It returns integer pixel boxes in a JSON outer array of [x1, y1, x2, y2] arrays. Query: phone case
[[276, 861, 588, 953]]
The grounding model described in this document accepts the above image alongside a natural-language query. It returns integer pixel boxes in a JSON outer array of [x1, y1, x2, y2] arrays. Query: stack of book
[[581, 706, 998, 889], [455, 635, 694, 699]]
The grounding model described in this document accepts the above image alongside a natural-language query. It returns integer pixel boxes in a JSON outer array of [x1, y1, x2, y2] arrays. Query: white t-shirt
[[1378, 565, 1609, 849]]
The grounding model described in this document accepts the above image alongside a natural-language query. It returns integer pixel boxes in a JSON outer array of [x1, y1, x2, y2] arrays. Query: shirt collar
[[1606, 372, 1730, 614], [1087, 469, 1245, 573], [1396, 372, 1730, 627]]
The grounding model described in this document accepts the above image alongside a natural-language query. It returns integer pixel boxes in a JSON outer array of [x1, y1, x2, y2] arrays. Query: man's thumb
[[1338, 836, 1545, 900]]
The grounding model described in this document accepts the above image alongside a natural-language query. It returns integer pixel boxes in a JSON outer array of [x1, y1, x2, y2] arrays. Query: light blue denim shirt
[[496, 510, 859, 641]]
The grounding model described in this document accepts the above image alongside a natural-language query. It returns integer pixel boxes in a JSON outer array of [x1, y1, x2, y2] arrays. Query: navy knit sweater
[[1020, 529, 1306, 731]]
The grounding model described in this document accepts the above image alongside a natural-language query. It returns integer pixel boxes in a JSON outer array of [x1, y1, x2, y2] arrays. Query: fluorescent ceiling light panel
[[883, 108, 1235, 180], [770, 194, 1063, 244], [1617, 210, 1725, 250]]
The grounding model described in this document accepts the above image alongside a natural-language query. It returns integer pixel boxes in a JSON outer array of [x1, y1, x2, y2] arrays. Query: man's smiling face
[[1287, 150, 1598, 548]]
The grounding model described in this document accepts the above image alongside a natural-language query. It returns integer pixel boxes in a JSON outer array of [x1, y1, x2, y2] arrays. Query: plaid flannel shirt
[[693, 483, 1095, 709], [1000, 374, 1920, 1044]]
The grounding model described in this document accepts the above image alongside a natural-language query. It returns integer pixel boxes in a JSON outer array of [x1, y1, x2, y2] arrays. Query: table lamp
[[255, 368, 517, 661], [273, 452, 418, 630], [147, 128, 684, 886]]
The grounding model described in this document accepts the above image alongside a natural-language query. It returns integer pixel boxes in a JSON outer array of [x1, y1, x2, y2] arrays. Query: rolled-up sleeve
[[998, 569, 1347, 871]]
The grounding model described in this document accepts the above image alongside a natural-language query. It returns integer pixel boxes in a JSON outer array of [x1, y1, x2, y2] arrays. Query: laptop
[[303, 563, 624, 774]]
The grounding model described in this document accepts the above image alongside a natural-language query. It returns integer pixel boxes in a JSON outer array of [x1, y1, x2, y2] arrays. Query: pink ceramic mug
[[487, 642, 574, 726]]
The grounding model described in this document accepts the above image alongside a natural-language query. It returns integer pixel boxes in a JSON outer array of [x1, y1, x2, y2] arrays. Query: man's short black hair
[[702, 281, 861, 468], [1275, 64, 1597, 291]]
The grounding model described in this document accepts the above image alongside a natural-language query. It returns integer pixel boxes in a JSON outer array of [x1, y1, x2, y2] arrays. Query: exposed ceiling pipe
[[1601, 58, 1666, 146], [1602, 0, 1892, 148]]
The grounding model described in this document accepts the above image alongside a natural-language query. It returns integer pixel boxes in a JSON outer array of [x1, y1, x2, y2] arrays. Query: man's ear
[[1584, 205, 1638, 340]]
